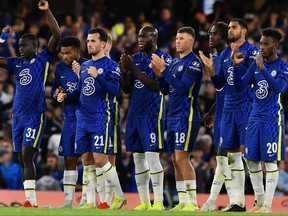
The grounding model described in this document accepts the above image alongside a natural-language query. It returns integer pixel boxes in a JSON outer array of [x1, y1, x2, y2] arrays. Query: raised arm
[[0, 27, 11, 68], [38, 0, 60, 55]]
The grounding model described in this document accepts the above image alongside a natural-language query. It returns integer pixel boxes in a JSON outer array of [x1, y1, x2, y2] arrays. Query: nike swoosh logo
[[135, 63, 141, 65], [61, 76, 65, 78], [224, 59, 229, 62], [16, 65, 22, 67]]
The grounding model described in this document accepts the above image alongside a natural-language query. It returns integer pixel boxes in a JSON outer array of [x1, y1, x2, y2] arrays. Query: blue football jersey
[[128, 49, 172, 119], [108, 58, 121, 128], [213, 53, 225, 123], [212, 41, 259, 111], [162, 52, 203, 120], [242, 58, 288, 120], [7, 49, 54, 115], [77, 56, 121, 120], [51, 57, 87, 119]]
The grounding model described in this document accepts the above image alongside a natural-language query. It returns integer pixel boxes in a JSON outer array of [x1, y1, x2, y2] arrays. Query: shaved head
[[138, 25, 158, 54], [139, 26, 158, 41]]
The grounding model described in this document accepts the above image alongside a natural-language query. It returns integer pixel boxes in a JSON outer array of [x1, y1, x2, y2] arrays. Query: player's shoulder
[[155, 49, 170, 58], [79, 57, 88, 65], [219, 47, 231, 59], [56, 60, 67, 70], [186, 53, 202, 72], [7, 56, 21, 64], [105, 57, 119, 68], [156, 49, 172, 63], [36, 48, 50, 58], [82, 59, 93, 67], [244, 41, 259, 55], [277, 58, 288, 72]]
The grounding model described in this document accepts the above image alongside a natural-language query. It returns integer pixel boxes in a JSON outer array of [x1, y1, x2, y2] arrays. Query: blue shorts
[[75, 116, 117, 155], [125, 117, 164, 152], [166, 117, 200, 154], [59, 117, 80, 157], [12, 113, 46, 153], [244, 119, 285, 161], [220, 109, 249, 149]]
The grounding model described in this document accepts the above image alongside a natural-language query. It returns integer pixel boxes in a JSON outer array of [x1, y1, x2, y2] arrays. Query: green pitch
[[0, 208, 286, 216]]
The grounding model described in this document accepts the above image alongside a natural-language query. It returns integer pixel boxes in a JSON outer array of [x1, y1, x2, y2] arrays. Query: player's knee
[[108, 154, 116, 166], [245, 159, 261, 172], [217, 148, 227, 156], [133, 153, 149, 172], [133, 152, 146, 164], [145, 152, 162, 173], [228, 152, 244, 169], [65, 157, 78, 170], [215, 156, 228, 175], [264, 161, 278, 172], [81, 152, 94, 166], [22, 147, 35, 164], [173, 156, 187, 167]]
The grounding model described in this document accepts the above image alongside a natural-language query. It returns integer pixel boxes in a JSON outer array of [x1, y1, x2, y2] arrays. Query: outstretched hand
[[2, 26, 11, 34], [38, 0, 49, 10]]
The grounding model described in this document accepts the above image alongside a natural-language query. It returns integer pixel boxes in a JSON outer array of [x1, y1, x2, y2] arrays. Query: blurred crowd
[[1, 0, 288, 203]]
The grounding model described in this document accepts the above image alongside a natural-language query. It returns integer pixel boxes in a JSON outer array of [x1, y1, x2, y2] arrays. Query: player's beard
[[141, 41, 153, 53], [228, 31, 242, 43], [89, 49, 100, 56]]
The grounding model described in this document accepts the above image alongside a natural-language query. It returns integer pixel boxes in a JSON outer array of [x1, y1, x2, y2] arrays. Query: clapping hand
[[72, 60, 80, 78], [151, 54, 166, 77], [231, 43, 245, 66]]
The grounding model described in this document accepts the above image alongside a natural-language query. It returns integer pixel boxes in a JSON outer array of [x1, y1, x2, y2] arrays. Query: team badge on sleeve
[[112, 67, 121, 77]]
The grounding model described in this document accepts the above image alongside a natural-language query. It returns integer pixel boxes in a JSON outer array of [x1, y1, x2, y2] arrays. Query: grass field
[[0, 208, 287, 216]]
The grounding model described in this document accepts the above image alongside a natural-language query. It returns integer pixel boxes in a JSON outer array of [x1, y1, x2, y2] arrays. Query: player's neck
[[92, 52, 105, 61], [216, 44, 228, 55], [24, 53, 36, 60], [265, 54, 278, 63], [179, 49, 192, 58], [233, 38, 245, 47], [146, 46, 157, 56]]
